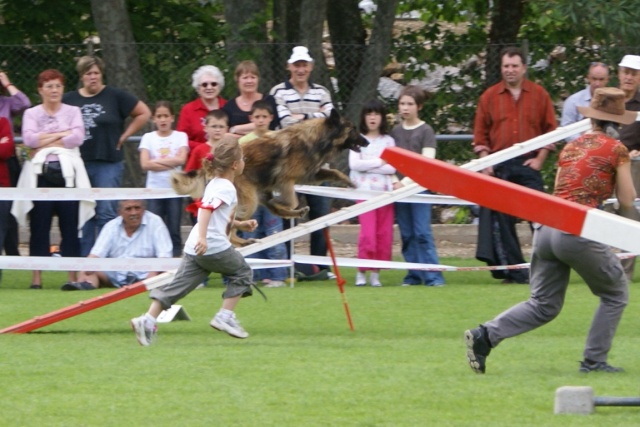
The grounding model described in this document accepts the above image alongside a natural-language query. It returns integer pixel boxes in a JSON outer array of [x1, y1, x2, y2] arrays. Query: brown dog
[[172, 108, 368, 226]]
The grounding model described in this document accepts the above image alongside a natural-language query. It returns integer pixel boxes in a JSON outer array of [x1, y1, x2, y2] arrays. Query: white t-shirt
[[184, 177, 237, 255], [138, 130, 189, 188]]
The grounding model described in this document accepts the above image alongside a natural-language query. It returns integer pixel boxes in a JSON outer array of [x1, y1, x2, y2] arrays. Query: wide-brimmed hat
[[577, 87, 637, 125], [288, 46, 313, 63], [618, 55, 640, 70]]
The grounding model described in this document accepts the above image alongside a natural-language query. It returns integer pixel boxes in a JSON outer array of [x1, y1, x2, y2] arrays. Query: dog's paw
[[296, 206, 311, 218], [242, 238, 258, 246]]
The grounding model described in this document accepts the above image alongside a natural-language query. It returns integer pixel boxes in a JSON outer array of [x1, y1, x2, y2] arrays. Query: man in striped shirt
[[62, 199, 173, 290], [269, 46, 333, 128], [473, 46, 558, 284], [269, 46, 336, 280]]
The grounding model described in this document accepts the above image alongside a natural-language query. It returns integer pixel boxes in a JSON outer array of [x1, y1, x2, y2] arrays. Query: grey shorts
[[150, 247, 253, 310]]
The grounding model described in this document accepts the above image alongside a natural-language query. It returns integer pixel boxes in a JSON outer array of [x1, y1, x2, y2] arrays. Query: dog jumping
[[172, 109, 368, 223]]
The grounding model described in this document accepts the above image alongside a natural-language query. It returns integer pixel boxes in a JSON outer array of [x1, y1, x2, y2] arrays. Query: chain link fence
[[2, 40, 638, 200]]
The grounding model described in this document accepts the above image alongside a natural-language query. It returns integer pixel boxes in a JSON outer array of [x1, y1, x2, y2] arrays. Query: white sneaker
[[355, 271, 366, 286], [130, 315, 157, 346], [327, 272, 337, 280], [210, 313, 249, 339], [370, 282, 382, 287], [264, 280, 285, 288]]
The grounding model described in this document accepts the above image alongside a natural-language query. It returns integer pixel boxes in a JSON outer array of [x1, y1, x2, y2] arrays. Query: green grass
[[1, 258, 640, 426]]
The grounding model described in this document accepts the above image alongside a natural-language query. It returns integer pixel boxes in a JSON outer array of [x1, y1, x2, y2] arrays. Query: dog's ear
[[327, 108, 341, 128]]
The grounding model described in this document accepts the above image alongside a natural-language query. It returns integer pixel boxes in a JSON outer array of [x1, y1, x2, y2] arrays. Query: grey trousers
[[150, 247, 254, 310], [484, 225, 628, 362]]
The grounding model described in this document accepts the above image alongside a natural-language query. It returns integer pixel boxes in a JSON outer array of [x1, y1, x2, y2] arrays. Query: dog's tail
[[171, 169, 206, 198]]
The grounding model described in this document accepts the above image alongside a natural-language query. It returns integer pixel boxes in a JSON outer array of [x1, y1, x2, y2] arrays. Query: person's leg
[[3, 205, 19, 255], [57, 200, 81, 258], [241, 207, 264, 281], [145, 198, 163, 218], [260, 207, 288, 282], [192, 248, 254, 338], [95, 161, 123, 229], [29, 195, 55, 286], [357, 205, 377, 266], [497, 162, 537, 283], [306, 192, 330, 269], [484, 227, 570, 346], [0, 200, 10, 284], [166, 197, 184, 257], [81, 161, 124, 255], [56, 199, 81, 283], [80, 161, 99, 256], [395, 201, 420, 285], [149, 254, 211, 309], [410, 201, 445, 286], [562, 238, 628, 364], [133, 255, 207, 346], [377, 204, 395, 262]]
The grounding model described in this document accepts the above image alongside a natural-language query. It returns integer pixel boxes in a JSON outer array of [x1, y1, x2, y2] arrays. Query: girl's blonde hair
[[201, 135, 242, 177]]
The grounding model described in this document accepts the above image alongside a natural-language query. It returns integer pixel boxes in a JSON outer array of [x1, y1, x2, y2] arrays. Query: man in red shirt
[[473, 47, 558, 284]]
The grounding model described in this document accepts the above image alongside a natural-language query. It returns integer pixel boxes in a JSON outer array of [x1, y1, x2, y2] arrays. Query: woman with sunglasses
[[177, 65, 227, 157]]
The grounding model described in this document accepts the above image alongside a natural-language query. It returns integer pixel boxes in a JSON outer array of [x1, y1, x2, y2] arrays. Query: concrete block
[[554, 386, 594, 415]]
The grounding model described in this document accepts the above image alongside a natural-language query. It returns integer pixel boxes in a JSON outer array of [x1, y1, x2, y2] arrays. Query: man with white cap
[[270, 46, 334, 128], [270, 46, 336, 279], [560, 62, 610, 142]]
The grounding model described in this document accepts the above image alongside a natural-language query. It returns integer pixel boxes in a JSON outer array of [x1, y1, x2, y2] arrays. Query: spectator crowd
[[0, 47, 639, 309]]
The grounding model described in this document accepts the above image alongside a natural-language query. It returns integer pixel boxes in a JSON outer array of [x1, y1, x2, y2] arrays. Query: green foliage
[[0, 1, 227, 107], [527, 0, 640, 45]]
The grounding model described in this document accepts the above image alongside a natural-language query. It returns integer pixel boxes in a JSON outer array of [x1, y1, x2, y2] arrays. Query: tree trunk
[[337, 0, 399, 172], [343, 0, 399, 123], [326, 0, 366, 108], [89, 0, 148, 188], [485, 0, 526, 88], [222, 0, 268, 92], [299, 0, 331, 91]]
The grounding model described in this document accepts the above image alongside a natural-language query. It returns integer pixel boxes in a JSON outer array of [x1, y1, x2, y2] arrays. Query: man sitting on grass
[[61, 199, 173, 290]]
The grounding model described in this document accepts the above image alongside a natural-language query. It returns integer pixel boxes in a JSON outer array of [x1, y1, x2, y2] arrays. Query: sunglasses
[[200, 82, 219, 88]]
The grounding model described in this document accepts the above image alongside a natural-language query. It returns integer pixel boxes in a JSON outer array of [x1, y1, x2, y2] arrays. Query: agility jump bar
[[0, 256, 290, 271], [0, 118, 594, 334]]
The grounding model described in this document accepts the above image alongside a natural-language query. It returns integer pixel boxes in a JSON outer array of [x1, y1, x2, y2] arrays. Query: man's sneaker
[[210, 313, 249, 339], [130, 315, 157, 346], [579, 360, 624, 373], [61, 281, 96, 291], [464, 326, 492, 374], [327, 272, 337, 280]]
